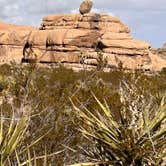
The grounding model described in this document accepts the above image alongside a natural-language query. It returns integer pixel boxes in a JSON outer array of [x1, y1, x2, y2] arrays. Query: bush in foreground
[[0, 63, 165, 165], [73, 82, 166, 165]]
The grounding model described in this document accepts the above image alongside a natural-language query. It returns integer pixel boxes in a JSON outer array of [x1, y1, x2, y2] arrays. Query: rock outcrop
[[25, 13, 152, 71], [0, 20, 35, 31], [0, 13, 166, 71], [0, 21, 36, 63]]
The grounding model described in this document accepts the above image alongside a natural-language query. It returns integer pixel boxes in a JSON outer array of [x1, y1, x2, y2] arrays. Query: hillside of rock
[[0, 13, 166, 71]]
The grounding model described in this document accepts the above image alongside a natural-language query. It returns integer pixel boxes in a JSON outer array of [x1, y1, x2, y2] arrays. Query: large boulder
[[79, 0, 93, 15]]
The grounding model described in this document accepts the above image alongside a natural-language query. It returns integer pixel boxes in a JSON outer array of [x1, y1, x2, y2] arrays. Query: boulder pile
[[0, 13, 166, 71], [24, 13, 153, 71]]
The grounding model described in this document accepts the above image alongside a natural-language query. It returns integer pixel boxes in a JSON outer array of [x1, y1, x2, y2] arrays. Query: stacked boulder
[[0, 13, 166, 71], [23, 13, 153, 71]]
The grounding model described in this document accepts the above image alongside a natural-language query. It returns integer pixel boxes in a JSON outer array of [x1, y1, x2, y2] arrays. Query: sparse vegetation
[[0, 63, 165, 165], [72, 86, 166, 165], [96, 50, 108, 71]]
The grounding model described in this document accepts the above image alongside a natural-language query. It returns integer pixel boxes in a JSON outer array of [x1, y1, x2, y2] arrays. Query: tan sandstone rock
[[0, 20, 36, 31], [0, 21, 36, 63], [0, 13, 166, 71], [79, 0, 93, 15]]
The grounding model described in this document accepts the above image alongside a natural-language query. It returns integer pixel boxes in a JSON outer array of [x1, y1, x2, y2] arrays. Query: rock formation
[[26, 13, 155, 71], [0, 13, 166, 71], [150, 42, 166, 64], [0, 21, 36, 63], [0, 20, 35, 31], [150, 47, 166, 62], [79, 0, 93, 15]]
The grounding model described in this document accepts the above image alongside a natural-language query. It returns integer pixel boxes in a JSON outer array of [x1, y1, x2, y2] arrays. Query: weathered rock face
[[0, 13, 166, 71], [151, 47, 166, 58], [0, 21, 36, 63], [26, 13, 153, 71]]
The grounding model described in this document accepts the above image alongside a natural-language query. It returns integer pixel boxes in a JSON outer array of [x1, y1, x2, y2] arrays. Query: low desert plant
[[0, 63, 165, 164], [0, 111, 29, 165], [0, 98, 64, 166], [0, 63, 65, 165], [72, 83, 166, 165], [96, 50, 107, 71]]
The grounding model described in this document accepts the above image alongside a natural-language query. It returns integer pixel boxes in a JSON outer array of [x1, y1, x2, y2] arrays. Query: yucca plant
[[0, 110, 29, 165], [72, 82, 166, 165], [0, 86, 63, 166], [0, 109, 43, 166], [0, 106, 65, 166]]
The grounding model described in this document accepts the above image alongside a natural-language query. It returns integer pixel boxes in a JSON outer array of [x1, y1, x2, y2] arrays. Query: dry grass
[[72, 80, 166, 165]]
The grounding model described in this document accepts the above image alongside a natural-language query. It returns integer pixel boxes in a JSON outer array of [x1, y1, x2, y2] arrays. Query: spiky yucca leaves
[[0, 103, 64, 166], [0, 64, 63, 166], [73, 84, 166, 165], [0, 110, 29, 165], [0, 108, 49, 166]]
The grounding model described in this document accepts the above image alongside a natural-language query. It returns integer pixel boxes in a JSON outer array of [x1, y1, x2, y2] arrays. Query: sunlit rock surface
[[0, 12, 166, 71]]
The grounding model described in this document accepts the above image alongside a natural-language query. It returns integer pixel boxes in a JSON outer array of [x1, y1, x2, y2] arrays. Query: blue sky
[[0, 0, 165, 48]]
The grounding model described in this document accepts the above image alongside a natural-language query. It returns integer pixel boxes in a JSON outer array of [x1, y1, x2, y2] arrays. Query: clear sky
[[0, 0, 165, 48]]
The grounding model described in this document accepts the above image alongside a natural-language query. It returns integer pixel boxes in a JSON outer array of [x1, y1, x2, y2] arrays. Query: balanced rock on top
[[79, 0, 93, 15]]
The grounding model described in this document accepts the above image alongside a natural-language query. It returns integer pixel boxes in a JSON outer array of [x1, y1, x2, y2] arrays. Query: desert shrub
[[0, 63, 165, 165], [72, 79, 166, 165], [0, 95, 63, 166]]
